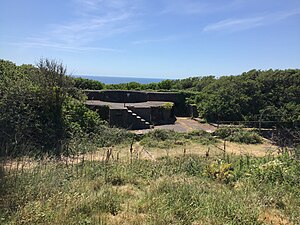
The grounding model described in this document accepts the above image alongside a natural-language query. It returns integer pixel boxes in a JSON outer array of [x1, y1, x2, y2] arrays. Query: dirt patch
[[258, 208, 291, 225]]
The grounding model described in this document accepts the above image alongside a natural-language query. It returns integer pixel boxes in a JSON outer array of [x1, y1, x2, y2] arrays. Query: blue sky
[[1, 0, 299, 78]]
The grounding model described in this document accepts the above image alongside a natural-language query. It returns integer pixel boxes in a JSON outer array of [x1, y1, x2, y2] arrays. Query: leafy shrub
[[184, 130, 217, 145], [140, 130, 181, 148], [206, 161, 235, 183], [140, 129, 216, 148], [145, 129, 177, 141], [63, 96, 106, 135], [228, 131, 262, 144], [247, 154, 300, 185], [0, 59, 76, 156], [214, 128, 239, 139], [160, 102, 174, 109], [214, 128, 262, 144]]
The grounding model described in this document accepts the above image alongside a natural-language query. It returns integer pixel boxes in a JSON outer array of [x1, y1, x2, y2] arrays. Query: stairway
[[127, 109, 151, 129]]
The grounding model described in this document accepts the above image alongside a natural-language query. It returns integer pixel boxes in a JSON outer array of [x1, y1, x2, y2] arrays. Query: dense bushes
[[0, 59, 75, 156], [0, 59, 133, 157]]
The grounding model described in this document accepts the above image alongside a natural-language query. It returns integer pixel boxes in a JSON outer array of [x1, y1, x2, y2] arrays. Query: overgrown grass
[[1, 153, 299, 224]]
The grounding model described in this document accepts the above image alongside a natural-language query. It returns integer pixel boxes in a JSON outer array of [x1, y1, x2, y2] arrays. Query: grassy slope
[[1, 149, 300, 225]]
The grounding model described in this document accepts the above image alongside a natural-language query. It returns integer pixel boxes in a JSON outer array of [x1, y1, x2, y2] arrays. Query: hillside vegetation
[[1, 58, 300, 224]]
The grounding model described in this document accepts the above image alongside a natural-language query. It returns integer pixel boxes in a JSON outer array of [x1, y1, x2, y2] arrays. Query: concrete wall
[[86, 104, 109, 121], [151, 107, 176, 125], [109, 108, 151, 130], [109, 109, 129, 128], [147, 92, 187, 116], [86, 90, 148, 103]]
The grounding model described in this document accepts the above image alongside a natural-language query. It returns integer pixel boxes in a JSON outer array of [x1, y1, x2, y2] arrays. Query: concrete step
[[132, 113, 137, 116], [137, 116, 141, 119], [127, 110, 132, 113]]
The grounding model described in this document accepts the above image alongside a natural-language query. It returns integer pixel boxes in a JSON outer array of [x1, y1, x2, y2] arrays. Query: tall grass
[[1, 152, 299, 224]]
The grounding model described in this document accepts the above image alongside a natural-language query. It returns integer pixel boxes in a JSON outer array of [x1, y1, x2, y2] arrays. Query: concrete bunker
[[86, 90, 192, 130]]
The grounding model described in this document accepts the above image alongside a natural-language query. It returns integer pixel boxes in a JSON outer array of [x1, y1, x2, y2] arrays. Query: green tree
[[74, 77, 104, 90]]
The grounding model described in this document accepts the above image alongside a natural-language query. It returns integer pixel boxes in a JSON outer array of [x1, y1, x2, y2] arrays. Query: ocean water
[[73, 75, 164, 84]]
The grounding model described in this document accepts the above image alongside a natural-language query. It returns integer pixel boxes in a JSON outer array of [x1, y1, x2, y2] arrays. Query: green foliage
[[105, 81, 143, 90], [227, 130, 263, 144], [0, 59, 79, 156], [196, 69, 300, 122], [143, 82, 158, 90], [74, 77, 104, 90], [160, 102, 174, 109], [1, 58, 298, 157], [206, 161, 235, 183], [246, 154, 300, 185], [0, 59, 134, 157], [214, 127, 238, 139], [157, 79, 174, 90], [144, 129, 178, 141], [214, 128, 263, 144], [63, 96, 106, 135]]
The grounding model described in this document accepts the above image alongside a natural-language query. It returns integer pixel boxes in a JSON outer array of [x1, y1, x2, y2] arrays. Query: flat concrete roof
[[86, 100, 172, 109]]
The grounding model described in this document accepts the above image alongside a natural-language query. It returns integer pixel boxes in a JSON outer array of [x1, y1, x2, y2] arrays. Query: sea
[[73, 75, 164, 84]]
